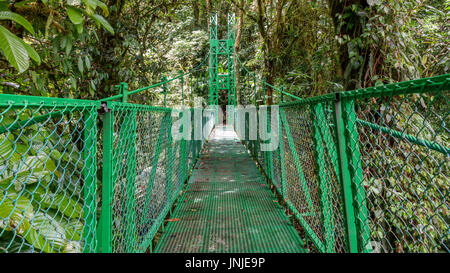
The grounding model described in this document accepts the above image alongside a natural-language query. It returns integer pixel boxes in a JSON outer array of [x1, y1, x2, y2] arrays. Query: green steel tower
[[209, 13, 236, 106]]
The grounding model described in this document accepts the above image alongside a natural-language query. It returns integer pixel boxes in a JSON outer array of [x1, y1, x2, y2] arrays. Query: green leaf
[[75, 23, 83, 34], [0, 25, 29, 73], [54, 192, 84, 219], [84, 55, 91, 70], [0, 11, 35, 34], [65, 35, 73, 55], [0, 192, 34, 234], [0, 154, 51, 190], [0, 1, 9, 12], [20, 40, 41, 65], [27, 212, 67, 252], [91, 0, 109, 16], [66, 6, 83, 25], [91, 14, 114, 34], [78, 56, 84, 73]]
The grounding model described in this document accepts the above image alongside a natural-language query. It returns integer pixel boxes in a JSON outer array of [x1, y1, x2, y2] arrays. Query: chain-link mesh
[[343, 76, 449, 253], [0, 95, 98, 253], [103, 102, 213, 253], [241, 74, 448, 253], [1, 70, 447, 254]]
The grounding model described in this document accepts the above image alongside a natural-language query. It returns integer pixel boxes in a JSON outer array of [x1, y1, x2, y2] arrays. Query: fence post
[[180, 111, 187, 181], [121, 82, 128, 103], [333, 93, 359, 253], [162, 76, 167, 107], [312, 103, 335, 253], [83, 109, 97, 253], [125, 109, 137, 252], [341, 98, 372, 253], [253, 74, 257, 105], [267, 106, 274, 181], [278, 108, 287, 198], [180, 71, 185, 106], [99, 102, 113, 253], [166, 112, 174, 204]]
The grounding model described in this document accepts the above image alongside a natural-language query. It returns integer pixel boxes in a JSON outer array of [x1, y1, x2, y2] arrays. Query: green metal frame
[[208, 13, 237, 106]]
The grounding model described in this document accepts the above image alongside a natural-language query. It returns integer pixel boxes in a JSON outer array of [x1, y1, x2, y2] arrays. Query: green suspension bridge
[[0, 14, 448, 253]]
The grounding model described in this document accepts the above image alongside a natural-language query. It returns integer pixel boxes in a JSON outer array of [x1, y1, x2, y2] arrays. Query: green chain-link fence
[[98, 102, 213, 253], [241, 74, 449, 253], [0, 58, 213, 253], [1, 71, 448, 253], [0, 95, 98, 253]]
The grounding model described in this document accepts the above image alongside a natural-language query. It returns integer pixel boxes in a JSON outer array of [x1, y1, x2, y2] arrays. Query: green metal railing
[[0, 61, 448, 253], [241, 74, 449, 253], [0, 58, 213, 253], [98, 102, 213, 253]]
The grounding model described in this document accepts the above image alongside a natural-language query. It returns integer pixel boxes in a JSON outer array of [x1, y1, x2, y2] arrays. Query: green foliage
[[0, 10, 39, 73], [0, 109, 87, 253], [0, 0, 114, 96]]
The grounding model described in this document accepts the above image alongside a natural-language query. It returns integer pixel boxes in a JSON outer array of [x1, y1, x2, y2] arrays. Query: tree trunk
[[327, 0, 371, 90], [193, 0, 200, 26], [234, 1, 244, 105], [206, 0, 211, 30]]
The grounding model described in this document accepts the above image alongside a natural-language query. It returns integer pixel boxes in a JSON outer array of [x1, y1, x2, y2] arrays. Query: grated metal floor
[[154, 125, 306, 253]]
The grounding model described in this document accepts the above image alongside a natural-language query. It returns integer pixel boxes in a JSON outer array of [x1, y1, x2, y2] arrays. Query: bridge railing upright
[[240, 73, 449, 253]]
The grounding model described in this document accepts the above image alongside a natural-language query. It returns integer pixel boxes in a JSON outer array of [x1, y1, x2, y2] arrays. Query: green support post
[[180, 111, 187, 182], [125, 110, 137, 252], [312, 103, 335, 253], [167, 116, 174, 201], [333, 93, 359, 253], [180, 71, 184, 106], [262, 78, 266, 105], [99, 104, 113, 253], [278, 109, 287, 198], [162, 76, 167, 107], [121, 82, 128, 103], [189, 73, 193, 106], [83, 110, 97, 253], [253, 74, 257, 105], [342, 98, 372, 253], [267, 107, 273, 181]]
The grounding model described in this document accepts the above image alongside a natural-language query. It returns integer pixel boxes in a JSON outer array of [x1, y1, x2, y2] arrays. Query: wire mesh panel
[[278, 101, 348, 253], [262, 75, 449, 253], [100, 102, 213, 253], [240, 75, 449, 253], [342, 76, 449, 253], [0, 95, 98, 253]]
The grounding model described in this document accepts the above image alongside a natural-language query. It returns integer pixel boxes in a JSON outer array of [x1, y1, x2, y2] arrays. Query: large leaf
[[0, 25, 29, 73], [52, 191, 84, 219], [26, 212, 67, 252], [0, 154, 52, 191], [20, 40, 41, 65], [0, 192, 34, 234], [0, 11, 34, 34], [82, 0, 97, 15], [91, 14, 114, 34], [91, 0, 109, 16], [66, 5, 83, 25], [27, 184, 83, 219], [62, 241, 82, 253]]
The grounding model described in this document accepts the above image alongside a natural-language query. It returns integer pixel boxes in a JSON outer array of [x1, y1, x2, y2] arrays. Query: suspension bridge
[[0, 14, 448, 253]]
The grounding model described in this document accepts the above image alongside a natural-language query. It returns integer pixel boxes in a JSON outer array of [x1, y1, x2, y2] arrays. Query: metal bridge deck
[[154, 125, 306, 253]]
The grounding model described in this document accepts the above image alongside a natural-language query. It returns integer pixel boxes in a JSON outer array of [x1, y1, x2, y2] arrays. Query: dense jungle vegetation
[[0, 0, 448, 101], [0, 0, 448, 253]]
